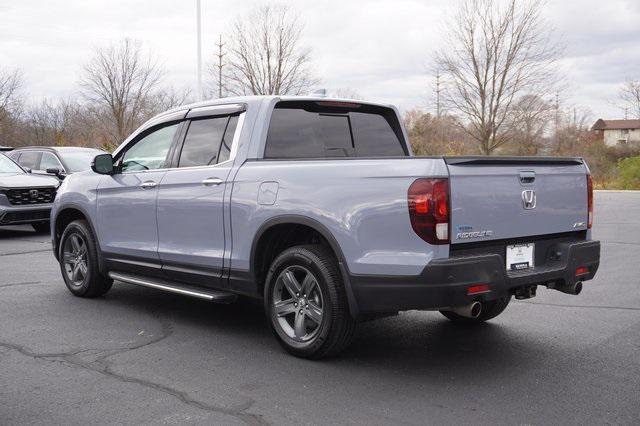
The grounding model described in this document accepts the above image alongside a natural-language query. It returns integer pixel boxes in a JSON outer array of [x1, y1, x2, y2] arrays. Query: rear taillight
[[408, 178, 449, 245], [587, 174, 593, 229]]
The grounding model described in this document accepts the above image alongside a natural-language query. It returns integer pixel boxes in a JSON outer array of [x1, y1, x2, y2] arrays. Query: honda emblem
[[522, 190, 536, 209]]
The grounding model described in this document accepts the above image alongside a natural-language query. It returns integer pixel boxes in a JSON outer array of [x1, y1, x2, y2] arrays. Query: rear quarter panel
[[230, 158, 449, 277]]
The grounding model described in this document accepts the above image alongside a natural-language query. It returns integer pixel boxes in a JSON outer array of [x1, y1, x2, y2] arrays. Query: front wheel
[[440, 296, 511, 325], [59, 220, 112, 298], [264, 245, 356, 359]]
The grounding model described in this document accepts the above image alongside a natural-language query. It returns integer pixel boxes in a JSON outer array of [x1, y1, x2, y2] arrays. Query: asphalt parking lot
[[1, 191, 639, 425]]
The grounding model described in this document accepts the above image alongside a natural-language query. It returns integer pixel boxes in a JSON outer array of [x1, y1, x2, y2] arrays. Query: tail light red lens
[[587, 174, 593, 229], [408, 178, 449, 245], [575, 266, 589, 276], [467, 284, 490, 295]]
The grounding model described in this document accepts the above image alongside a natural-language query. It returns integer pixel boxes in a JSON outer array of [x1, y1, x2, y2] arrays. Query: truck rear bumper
[[349, 239, 600, 314]]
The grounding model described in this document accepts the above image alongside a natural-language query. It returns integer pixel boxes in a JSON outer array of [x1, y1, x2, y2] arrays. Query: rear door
[[156, 107, 242, 288], [447, 157, 589, 244]]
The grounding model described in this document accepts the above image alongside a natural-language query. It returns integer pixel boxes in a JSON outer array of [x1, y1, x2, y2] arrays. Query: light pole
[[196, 0, 203, 101]]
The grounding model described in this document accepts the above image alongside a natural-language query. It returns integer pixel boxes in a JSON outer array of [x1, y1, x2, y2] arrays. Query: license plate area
[[506, 243, 534, 271]]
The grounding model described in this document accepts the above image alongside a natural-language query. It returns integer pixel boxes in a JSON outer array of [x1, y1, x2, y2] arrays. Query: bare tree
[[435, 0, 562, 155], [619, 79, 640, 119], [404, 109, 477, 156], [80, 38, 165, 145], [0, 68, 24, 145], [503, 94, 553, 155], [331, 88, 363, 100], [224, 5, 318, 96]]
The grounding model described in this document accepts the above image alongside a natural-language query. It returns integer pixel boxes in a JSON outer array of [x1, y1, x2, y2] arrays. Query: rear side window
[[15, 151, 41, 170], [40, 152, 63, 171], [351, 112, 406, 156], [265, 101, 407, 159], [178, 115, 239, 167]]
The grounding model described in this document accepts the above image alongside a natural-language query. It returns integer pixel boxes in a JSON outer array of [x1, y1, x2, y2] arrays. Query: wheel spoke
[[300, 273, 315, 296], [294, 311, 306, 338], [282, 270, 301, 297], [306, 301, 323, 324], [62, 252, 75, 263], [78, 262, 88, 278], [274, 299, 297, 317], [71, 263, 81, 281], [70, 234, 81, 253]]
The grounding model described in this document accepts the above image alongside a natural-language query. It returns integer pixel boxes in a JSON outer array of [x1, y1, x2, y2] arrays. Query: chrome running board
[[108, 271, 237, 303]]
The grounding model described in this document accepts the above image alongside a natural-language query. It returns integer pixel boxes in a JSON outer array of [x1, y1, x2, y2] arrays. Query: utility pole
[[215, 34, 225, 98], [196, 0, 203, 101]]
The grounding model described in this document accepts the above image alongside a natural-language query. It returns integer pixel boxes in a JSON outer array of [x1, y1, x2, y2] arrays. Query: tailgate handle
[[519, 171, 536, 184]]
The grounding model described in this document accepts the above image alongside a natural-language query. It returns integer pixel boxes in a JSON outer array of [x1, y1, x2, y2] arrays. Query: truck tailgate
[[446, 157, 589, 244]]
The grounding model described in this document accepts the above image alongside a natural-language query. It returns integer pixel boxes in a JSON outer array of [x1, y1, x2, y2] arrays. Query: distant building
[[592, 119, 640, 147]]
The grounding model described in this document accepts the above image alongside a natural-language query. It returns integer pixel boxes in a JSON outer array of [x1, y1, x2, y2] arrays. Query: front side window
[[121, 123, 180, 172], [264, 101, 406, 159], [40, 152, 63, 171]]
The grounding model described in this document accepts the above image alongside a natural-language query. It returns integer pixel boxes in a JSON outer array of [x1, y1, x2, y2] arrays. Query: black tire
[[440, 296, 511, 325], [264, 245, 356, 359], [31, 221, 50, 233], [58, 219, 112, 298]]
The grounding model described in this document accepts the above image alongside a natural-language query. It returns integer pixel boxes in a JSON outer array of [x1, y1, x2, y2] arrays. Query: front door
[[157, 114, 239, 288], [96, 121, 182, 276]]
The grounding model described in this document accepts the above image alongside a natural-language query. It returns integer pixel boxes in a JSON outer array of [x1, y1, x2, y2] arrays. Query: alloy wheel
[[271, 265, 324, 342], [62, 233, 88, 287]]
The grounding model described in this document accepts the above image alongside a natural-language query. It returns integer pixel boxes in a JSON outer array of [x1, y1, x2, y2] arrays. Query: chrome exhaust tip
[[558, 281, 582, 295], [450, 301, 482, 319]]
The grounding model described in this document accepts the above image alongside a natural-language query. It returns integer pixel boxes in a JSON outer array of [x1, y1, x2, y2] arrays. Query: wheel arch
[[250, 215, 359, 318], [53, 204, 104, 272]]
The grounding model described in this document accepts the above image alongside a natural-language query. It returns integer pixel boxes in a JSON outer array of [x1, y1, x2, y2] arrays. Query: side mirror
[[46, 167, 62, 176], [91, 153, 115, 175]]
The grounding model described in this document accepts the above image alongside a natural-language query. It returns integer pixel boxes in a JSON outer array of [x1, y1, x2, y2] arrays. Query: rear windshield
[[265, 101, 407, 159]]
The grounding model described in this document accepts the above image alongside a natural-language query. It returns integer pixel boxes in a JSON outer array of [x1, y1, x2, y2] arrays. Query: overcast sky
[[2, 0, 639, 120]]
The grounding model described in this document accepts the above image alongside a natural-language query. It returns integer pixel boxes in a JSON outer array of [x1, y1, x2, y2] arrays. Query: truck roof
[[155, 95, 395, 121]]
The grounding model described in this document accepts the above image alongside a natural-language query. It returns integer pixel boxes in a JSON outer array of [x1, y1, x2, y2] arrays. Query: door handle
[[140, 181, 158, 189], [202, 178, 223, 186]]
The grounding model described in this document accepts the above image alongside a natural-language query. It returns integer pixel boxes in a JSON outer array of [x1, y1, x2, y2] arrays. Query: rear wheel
[[31, 221, 50, 233], [264, 245, 356, 359], [59, 220, 112, 298], [440, 296, 511, 325]]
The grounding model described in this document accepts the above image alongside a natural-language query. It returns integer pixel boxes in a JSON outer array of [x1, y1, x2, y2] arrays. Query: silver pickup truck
[[51, 96, 600, 358]]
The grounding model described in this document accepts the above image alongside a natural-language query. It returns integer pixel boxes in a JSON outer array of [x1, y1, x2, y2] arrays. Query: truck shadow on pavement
[[102, 282, 527, 377]]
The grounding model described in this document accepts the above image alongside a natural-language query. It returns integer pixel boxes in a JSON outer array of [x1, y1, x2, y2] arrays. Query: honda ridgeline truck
[[51, 96, 600, 358]]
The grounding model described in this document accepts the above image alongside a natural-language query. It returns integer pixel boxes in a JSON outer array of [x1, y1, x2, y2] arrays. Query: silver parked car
[[8, 146, 105, 180], [0, 153, 59, 232]]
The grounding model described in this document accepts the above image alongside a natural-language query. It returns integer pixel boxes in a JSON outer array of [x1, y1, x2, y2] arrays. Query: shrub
[[616, 156, 640, 190]]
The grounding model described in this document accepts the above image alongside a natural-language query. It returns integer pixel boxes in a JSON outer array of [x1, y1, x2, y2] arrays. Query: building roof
[[592, 119, 640, 130]]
